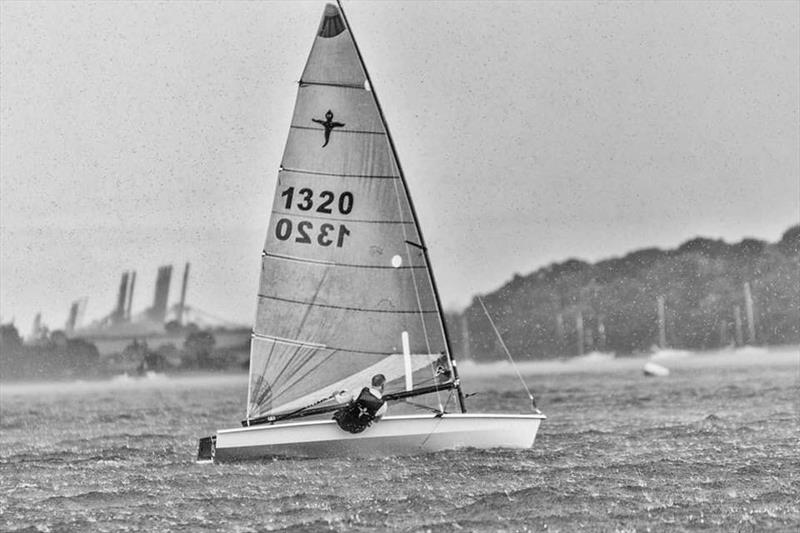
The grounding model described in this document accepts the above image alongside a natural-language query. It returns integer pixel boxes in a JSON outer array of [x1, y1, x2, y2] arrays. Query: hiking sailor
[[333, 374, 388, 433]]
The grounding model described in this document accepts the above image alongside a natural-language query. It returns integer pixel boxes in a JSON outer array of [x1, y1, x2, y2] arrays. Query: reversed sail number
[[275, 218, 351, 247], [281, 187, 353, 215]]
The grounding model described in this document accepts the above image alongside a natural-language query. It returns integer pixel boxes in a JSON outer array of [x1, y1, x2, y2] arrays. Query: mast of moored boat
[[657, 295, 667, 349], [335, 0, 466, 413]]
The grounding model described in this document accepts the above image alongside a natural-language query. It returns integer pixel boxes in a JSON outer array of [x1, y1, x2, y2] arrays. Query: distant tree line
[[445, 224, 800, 360], [3, 225, 798, 376], [0, 326, 100, 380], [0, 325, 249, 381]]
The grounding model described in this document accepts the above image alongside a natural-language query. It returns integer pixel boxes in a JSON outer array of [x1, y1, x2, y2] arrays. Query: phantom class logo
[[311, 110, 345, 147]]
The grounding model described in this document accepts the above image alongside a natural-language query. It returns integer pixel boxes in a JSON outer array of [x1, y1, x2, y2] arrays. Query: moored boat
[[643, 361, 670, 377]]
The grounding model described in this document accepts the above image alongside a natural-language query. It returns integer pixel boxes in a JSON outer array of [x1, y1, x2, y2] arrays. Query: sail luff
[[246, 332, 254, 419], [335, 0, 466, 412]]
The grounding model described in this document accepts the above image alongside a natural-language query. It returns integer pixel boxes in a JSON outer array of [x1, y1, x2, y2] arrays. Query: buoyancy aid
[[332, 387, 385, 433]]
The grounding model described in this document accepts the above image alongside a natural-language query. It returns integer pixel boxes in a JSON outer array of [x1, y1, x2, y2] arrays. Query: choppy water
[[1, 348, 798, 532]]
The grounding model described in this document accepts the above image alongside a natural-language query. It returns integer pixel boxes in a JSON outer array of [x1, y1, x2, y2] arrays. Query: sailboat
[[197, 2, 545, 461]]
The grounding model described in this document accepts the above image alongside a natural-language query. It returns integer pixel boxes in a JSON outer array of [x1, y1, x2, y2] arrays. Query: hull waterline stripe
[[257, 293, 438, 314], [280, 168, 399, 180], [263, 251, 427, 270]]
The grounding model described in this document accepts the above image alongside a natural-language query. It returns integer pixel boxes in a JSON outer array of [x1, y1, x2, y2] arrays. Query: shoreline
[[2, 345, 796, 396]]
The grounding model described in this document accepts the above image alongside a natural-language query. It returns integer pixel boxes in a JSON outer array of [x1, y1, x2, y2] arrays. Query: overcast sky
[[1, 0, 798, 331]]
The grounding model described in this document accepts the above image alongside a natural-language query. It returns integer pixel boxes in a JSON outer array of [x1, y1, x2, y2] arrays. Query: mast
[[733, 305, 744, 346], [743, 281, 756, 345], [597, 315, 606, 352], [336, 0, 466, 412], [555, 312, 565, 355]]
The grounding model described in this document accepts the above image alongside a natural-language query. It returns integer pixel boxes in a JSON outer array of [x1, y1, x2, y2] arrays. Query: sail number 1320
[[275, 219, 350, 247], [275, 187, 353, 247]]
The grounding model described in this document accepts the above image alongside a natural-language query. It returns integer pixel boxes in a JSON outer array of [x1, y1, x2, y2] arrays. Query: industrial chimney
[[113, 272, 130, 325], [177, 262, 190, 325], [125, 271, 136, 320], [149, 265, 173, 324]]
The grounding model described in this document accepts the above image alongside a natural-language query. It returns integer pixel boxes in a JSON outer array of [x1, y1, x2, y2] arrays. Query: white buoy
[[643, 361, 670, 377]]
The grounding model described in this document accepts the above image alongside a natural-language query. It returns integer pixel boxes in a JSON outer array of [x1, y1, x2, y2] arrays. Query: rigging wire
[[477, 296, 541, 413]]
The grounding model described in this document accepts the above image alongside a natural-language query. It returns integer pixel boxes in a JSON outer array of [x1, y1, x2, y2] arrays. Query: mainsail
[[246, 3, 457, 421]]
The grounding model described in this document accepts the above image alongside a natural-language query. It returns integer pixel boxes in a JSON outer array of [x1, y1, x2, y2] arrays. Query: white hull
[[202, 413, 545, 461], [643, 361, 670, 377]]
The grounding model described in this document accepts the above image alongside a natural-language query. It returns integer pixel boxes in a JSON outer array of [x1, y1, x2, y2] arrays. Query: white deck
[[209, 413, 546, 460]]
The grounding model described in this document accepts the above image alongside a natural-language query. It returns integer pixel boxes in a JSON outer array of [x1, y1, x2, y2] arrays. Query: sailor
[[357, 374, 388, 420], [332, 374, 388, 433]]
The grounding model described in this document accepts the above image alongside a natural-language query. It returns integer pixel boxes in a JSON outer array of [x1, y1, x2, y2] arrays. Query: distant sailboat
[[644, 296, 677, 376], [642, 361, 669, 377], [197, 2, 544, 461]]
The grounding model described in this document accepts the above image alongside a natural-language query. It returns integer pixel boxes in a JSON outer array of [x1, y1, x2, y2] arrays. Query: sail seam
[[270, 210, 414, 225], [257, 293, 438, 314], [263, 251, 427, 270], [291, 125, 385, 136], [299, 80, 364, 89], [281, 168, 399, 180]]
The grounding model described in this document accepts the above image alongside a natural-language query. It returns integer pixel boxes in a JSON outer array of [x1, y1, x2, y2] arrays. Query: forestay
[[246, 4, 454, 421]]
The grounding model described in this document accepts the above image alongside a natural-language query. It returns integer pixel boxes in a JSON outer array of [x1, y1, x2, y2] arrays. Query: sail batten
[[281, 167, 400, 179], [270, 210, 415, 225], [247, 3, 453, 418], [299, 81, 366, 90]]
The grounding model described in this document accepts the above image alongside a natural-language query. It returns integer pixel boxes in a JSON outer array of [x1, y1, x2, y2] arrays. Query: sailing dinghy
[[197, 2, 545, 461]]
